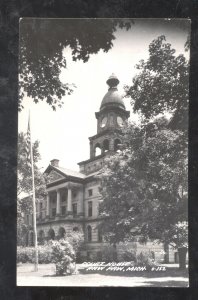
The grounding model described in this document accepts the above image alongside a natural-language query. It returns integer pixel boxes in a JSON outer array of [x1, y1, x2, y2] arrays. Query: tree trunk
[[164, 242, 169, 263], [178, 247, 187, 270], [113, 243, 117, 262]]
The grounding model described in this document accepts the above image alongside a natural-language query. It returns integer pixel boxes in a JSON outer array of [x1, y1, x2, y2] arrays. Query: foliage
[[101, 245, 117, 262], [99, 36, 188, 260], [17, 245, 52, 264], [17, 246, 34, 263], [135, 251, 157, 270], [50, 239, 76, 275], [66, 231, 84, 253], [17, 132, 46, 198], [19, 18, 133, 110], [125, 35, 189, 131], [98, 118, 188, 249], [17, 132, 46, 246], [122, 249, 137, 262]]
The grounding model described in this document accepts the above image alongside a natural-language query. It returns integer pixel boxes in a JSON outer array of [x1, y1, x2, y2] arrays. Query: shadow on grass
[[43, 273, 76, 277]]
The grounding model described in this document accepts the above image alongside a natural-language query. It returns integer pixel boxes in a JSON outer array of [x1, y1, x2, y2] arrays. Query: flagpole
[[29, 112, 38, 271]]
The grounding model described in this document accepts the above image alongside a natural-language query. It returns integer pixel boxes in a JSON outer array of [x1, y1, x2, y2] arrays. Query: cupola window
[[103, 139, 109, 152], [94, 143, 102, 156]]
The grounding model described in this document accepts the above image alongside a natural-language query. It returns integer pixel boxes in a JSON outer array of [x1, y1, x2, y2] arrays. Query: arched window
[[98, 228, 103, 242], [25, 232, 29, 246], [48, 228, 55, 240], [59, 227, 66, 239], [114, 139, 121, 152], [29, 231, 34, 246], [73, 227, 79, 232], [87, 225, 92, 242], [103, 139, 109, 153], [38, 230, 45, 245], [94, 143, 102, 156]]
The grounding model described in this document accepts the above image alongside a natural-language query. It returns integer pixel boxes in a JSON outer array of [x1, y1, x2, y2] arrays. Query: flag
[[26, 115, 32, 169], [25, 112, 39, 271]]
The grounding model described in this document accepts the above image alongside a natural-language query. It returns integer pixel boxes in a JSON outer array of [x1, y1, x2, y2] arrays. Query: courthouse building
[[26, 74, 178, 262]]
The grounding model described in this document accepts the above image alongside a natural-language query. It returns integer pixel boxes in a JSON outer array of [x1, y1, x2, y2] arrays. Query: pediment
[[45, 169, 65, 184]]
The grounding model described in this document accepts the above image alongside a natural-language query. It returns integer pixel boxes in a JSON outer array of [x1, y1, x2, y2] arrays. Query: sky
[[19, 19, 190, 172]]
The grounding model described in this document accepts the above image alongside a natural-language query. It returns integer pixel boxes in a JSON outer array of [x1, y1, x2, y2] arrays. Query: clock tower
[[78, 74, 130, 175]]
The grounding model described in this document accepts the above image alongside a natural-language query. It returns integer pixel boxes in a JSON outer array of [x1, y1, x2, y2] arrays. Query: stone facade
[[25, 74, 180, 263]]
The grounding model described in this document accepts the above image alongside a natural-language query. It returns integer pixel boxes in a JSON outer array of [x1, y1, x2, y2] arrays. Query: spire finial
[[106, 73, 119, 89]]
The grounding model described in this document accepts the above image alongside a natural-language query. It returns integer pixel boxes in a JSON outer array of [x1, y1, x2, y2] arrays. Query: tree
[[99, 119, 188, 268], [19, 18, 133, 110], [125, 35, 189, 131], [17, 132, 46, 246], [99, 36, 189, 269]]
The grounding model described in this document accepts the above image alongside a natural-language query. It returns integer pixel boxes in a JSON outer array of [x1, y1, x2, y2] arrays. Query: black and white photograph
[[17, 18, 190, 287]]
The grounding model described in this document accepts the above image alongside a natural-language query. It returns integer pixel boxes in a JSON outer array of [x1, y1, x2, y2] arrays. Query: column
[[90, 141, 94, 158], [67, 184, 72, 216], [56, 189, 61, 217], [78, 187, 84, 217], [46, 193, 50, 218]]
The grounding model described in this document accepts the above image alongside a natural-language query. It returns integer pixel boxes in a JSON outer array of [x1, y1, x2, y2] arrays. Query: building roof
[[44, 164, 86, 180], [55, 166, 86, 179]]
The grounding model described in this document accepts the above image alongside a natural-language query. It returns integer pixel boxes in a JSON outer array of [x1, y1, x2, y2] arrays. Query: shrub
[[122, 250, 137, 262], [50, 239, 76, 275], [17, 247, 35, 263], [38, 244, 52, 264], [101, 245, 117, 262], [17, 245, 52, 264], [67, 231, 84, 253], [135, 251, 158, 270]]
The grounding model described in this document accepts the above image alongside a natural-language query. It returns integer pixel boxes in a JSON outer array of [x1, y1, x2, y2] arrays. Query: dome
[[100, 74, 126, 110]]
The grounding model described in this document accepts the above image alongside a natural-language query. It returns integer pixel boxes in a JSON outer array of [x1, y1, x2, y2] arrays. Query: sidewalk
[[17, 263, 189, 287]]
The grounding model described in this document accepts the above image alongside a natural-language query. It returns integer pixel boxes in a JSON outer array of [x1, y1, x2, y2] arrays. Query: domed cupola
[[94, 74, 130, 135], [100, 74, 126, 111]]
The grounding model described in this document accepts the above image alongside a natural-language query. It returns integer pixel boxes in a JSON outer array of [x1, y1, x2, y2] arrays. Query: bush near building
[[17, 245, 52, 264]]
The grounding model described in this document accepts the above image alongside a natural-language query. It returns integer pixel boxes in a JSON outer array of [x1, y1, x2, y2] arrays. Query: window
[[52, 208, 56, 217], [87, 225, 92, 242], [95, 144, 102, 156], [26, 214, 29, 225], [40, 202, 43, 210], [61, 193, 66, 202], [72, 203, 77, 216], [88, 201, 92, 217], [97, 251, 102, 260], [61, 206, 66, 216], [98, 229, 103, 242], [59, 227, 66, 239], [29, 231, 34, 246], [103, 139, 109, 152], [114, 139, 121, 152], [38, 230, 45, 245], [73, 227, 79, 232], [48, 229, 55, 240], [72, 191, 77, 199], [88, 189, 93, 197], [51, 193, 56, 204]]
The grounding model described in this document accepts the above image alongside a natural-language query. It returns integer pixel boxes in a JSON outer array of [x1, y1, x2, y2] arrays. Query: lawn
[[17, 263, 189, 287]]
